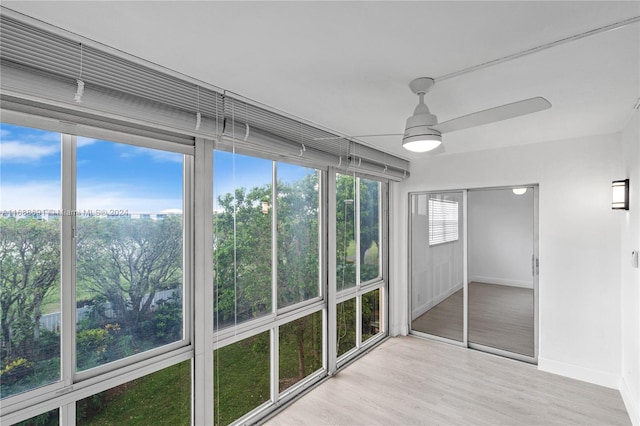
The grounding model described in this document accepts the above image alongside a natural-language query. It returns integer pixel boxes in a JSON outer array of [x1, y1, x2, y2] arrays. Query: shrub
[[0, 357, 34, 384], [77, 328, 112, 369]]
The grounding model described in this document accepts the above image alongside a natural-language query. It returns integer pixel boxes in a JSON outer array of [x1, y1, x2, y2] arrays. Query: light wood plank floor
[[265, 337, 630, 426], [412, 282, 534, 356]]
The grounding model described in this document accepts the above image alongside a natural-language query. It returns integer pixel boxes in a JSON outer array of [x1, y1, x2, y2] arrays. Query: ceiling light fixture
[[402, 78, 442, 153], [512, 188, 528, 195]]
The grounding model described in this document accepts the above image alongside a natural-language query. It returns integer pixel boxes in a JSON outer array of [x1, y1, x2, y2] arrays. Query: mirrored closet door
[[410, 191, 465, 343], [409, 187, 538, 363]]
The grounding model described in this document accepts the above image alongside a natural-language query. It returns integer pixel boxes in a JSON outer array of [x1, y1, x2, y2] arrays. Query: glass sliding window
[[336, 298, 357, 357], [213, 331, 270, 426], [336, 174, 356, 291], [277, 163, 320, 308], [76, 140, 184, 371], [359, 178, 381, 283], [76, 360, 190, 424], [0, 124, 61, 398], [362, 288, 382, 342], [278, 310, 323, 392], [213, 151, 273, 329]]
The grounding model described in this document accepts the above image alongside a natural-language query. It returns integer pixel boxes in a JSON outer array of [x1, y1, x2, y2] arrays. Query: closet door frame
[[408, 185, 539, 364]]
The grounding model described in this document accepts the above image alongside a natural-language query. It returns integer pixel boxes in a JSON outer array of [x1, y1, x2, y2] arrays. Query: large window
[[1, 124, 62, 398], [1, 123, 189, 425], [213, 151, 273, 328], [211, 150, 325, 424], [1, 124, 388, 426], [277, 163, 321, 308], [335, 173, 385, 362], [76, 140, 185, 372]]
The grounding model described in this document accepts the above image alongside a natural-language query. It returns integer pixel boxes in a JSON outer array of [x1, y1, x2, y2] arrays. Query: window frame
[[0, 121, 195, 425]]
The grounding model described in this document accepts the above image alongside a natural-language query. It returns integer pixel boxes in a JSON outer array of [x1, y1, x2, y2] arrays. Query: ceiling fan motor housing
[[403, 111, 442, 146]]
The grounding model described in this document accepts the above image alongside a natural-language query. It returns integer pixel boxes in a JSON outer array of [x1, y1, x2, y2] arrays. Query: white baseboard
[[538, 357, 619, 389], [620, 376, 640, 426], [412, 281, 463, 320], [469, 275, 533, 289]]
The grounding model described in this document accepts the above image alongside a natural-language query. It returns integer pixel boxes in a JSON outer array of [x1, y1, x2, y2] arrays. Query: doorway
[[409, 186, 538, 363]]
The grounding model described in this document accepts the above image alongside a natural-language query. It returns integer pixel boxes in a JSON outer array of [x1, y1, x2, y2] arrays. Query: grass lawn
[[214, 332, 270, 426], [77, 361, 190, 425]]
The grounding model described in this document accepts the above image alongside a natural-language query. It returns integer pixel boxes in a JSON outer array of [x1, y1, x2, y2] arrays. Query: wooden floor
[[412, 282, 534, 356], [265, 337, 631, 426]]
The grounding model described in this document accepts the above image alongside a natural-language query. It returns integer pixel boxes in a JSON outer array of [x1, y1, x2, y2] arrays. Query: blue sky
[[1, 123, 313, 213]]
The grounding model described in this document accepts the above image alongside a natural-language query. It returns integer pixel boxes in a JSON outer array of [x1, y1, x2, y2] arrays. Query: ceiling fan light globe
[[402, 136, 442, 152]]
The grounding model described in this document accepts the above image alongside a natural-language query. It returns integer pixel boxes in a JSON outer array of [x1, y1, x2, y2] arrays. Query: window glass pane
[[279, 310, 322, 391], [14, 408, 59, 426], [362, 288, 382, 342], [214, 331, 270, 426], [76, 141, 184, 371], [1, 124, 61, 398], [336, 174, 356, 290], [213, 151, 273, 329], [76, 360, 190, 424], [336, 298, 356, 357], [360, 179, 381, 282], [277, 163, 320, 308]]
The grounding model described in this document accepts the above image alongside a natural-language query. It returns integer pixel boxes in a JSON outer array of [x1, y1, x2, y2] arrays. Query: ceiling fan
[[401, 77, 551, 153], [316, 77, 552, 154]]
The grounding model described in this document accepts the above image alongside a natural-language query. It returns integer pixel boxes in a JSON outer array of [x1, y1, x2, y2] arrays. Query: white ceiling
[[3, 1, 639, 161]]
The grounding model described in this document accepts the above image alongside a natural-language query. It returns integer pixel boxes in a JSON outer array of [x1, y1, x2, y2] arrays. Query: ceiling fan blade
[[431, 97, 551, 134]]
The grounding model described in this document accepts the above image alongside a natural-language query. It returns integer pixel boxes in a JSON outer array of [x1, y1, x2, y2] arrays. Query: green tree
[[213, 187, 272, 326], [359, 178, 380, 281], [277, 171, 320, 307], [76, 216, 182, 335], [0, 217, 59, 361]]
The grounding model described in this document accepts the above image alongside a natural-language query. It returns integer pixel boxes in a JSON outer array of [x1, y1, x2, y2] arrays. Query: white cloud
[[0, 181, 61, 210], [76, 183, 182, 213], [120, 145, 183, 164], [0, 140, 60, 162], [77, 137, 98, 147], [1, 181, 181, 214]]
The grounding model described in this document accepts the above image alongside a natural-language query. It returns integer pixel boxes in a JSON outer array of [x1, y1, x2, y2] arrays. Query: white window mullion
[[355, 177, 361, 288], [272, 162, 278, 314], [194, 138, 214, 426], [270, 162, 280, 403], [326, 170, 338, 375], [60, 133, 76, 424]]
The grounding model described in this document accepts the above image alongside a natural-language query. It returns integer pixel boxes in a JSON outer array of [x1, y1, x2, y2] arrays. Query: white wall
[[620, 111, 639, 426], [390, 132, 622, 389], [468, 188, 534, 288]]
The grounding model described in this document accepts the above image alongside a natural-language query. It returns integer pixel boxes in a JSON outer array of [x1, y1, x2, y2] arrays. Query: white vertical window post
[[326, 169, 338, 375], [194, 138, 214, 426], [60, 133, 77, 425], [270, 162, 279, 403]]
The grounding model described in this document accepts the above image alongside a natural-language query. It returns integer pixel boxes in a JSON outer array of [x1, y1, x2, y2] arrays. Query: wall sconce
[[612, 179, 629, 210]]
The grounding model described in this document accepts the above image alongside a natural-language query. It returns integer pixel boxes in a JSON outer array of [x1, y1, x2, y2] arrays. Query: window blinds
[[0, 9, 410, 180], [428, 198, 459, 246]]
